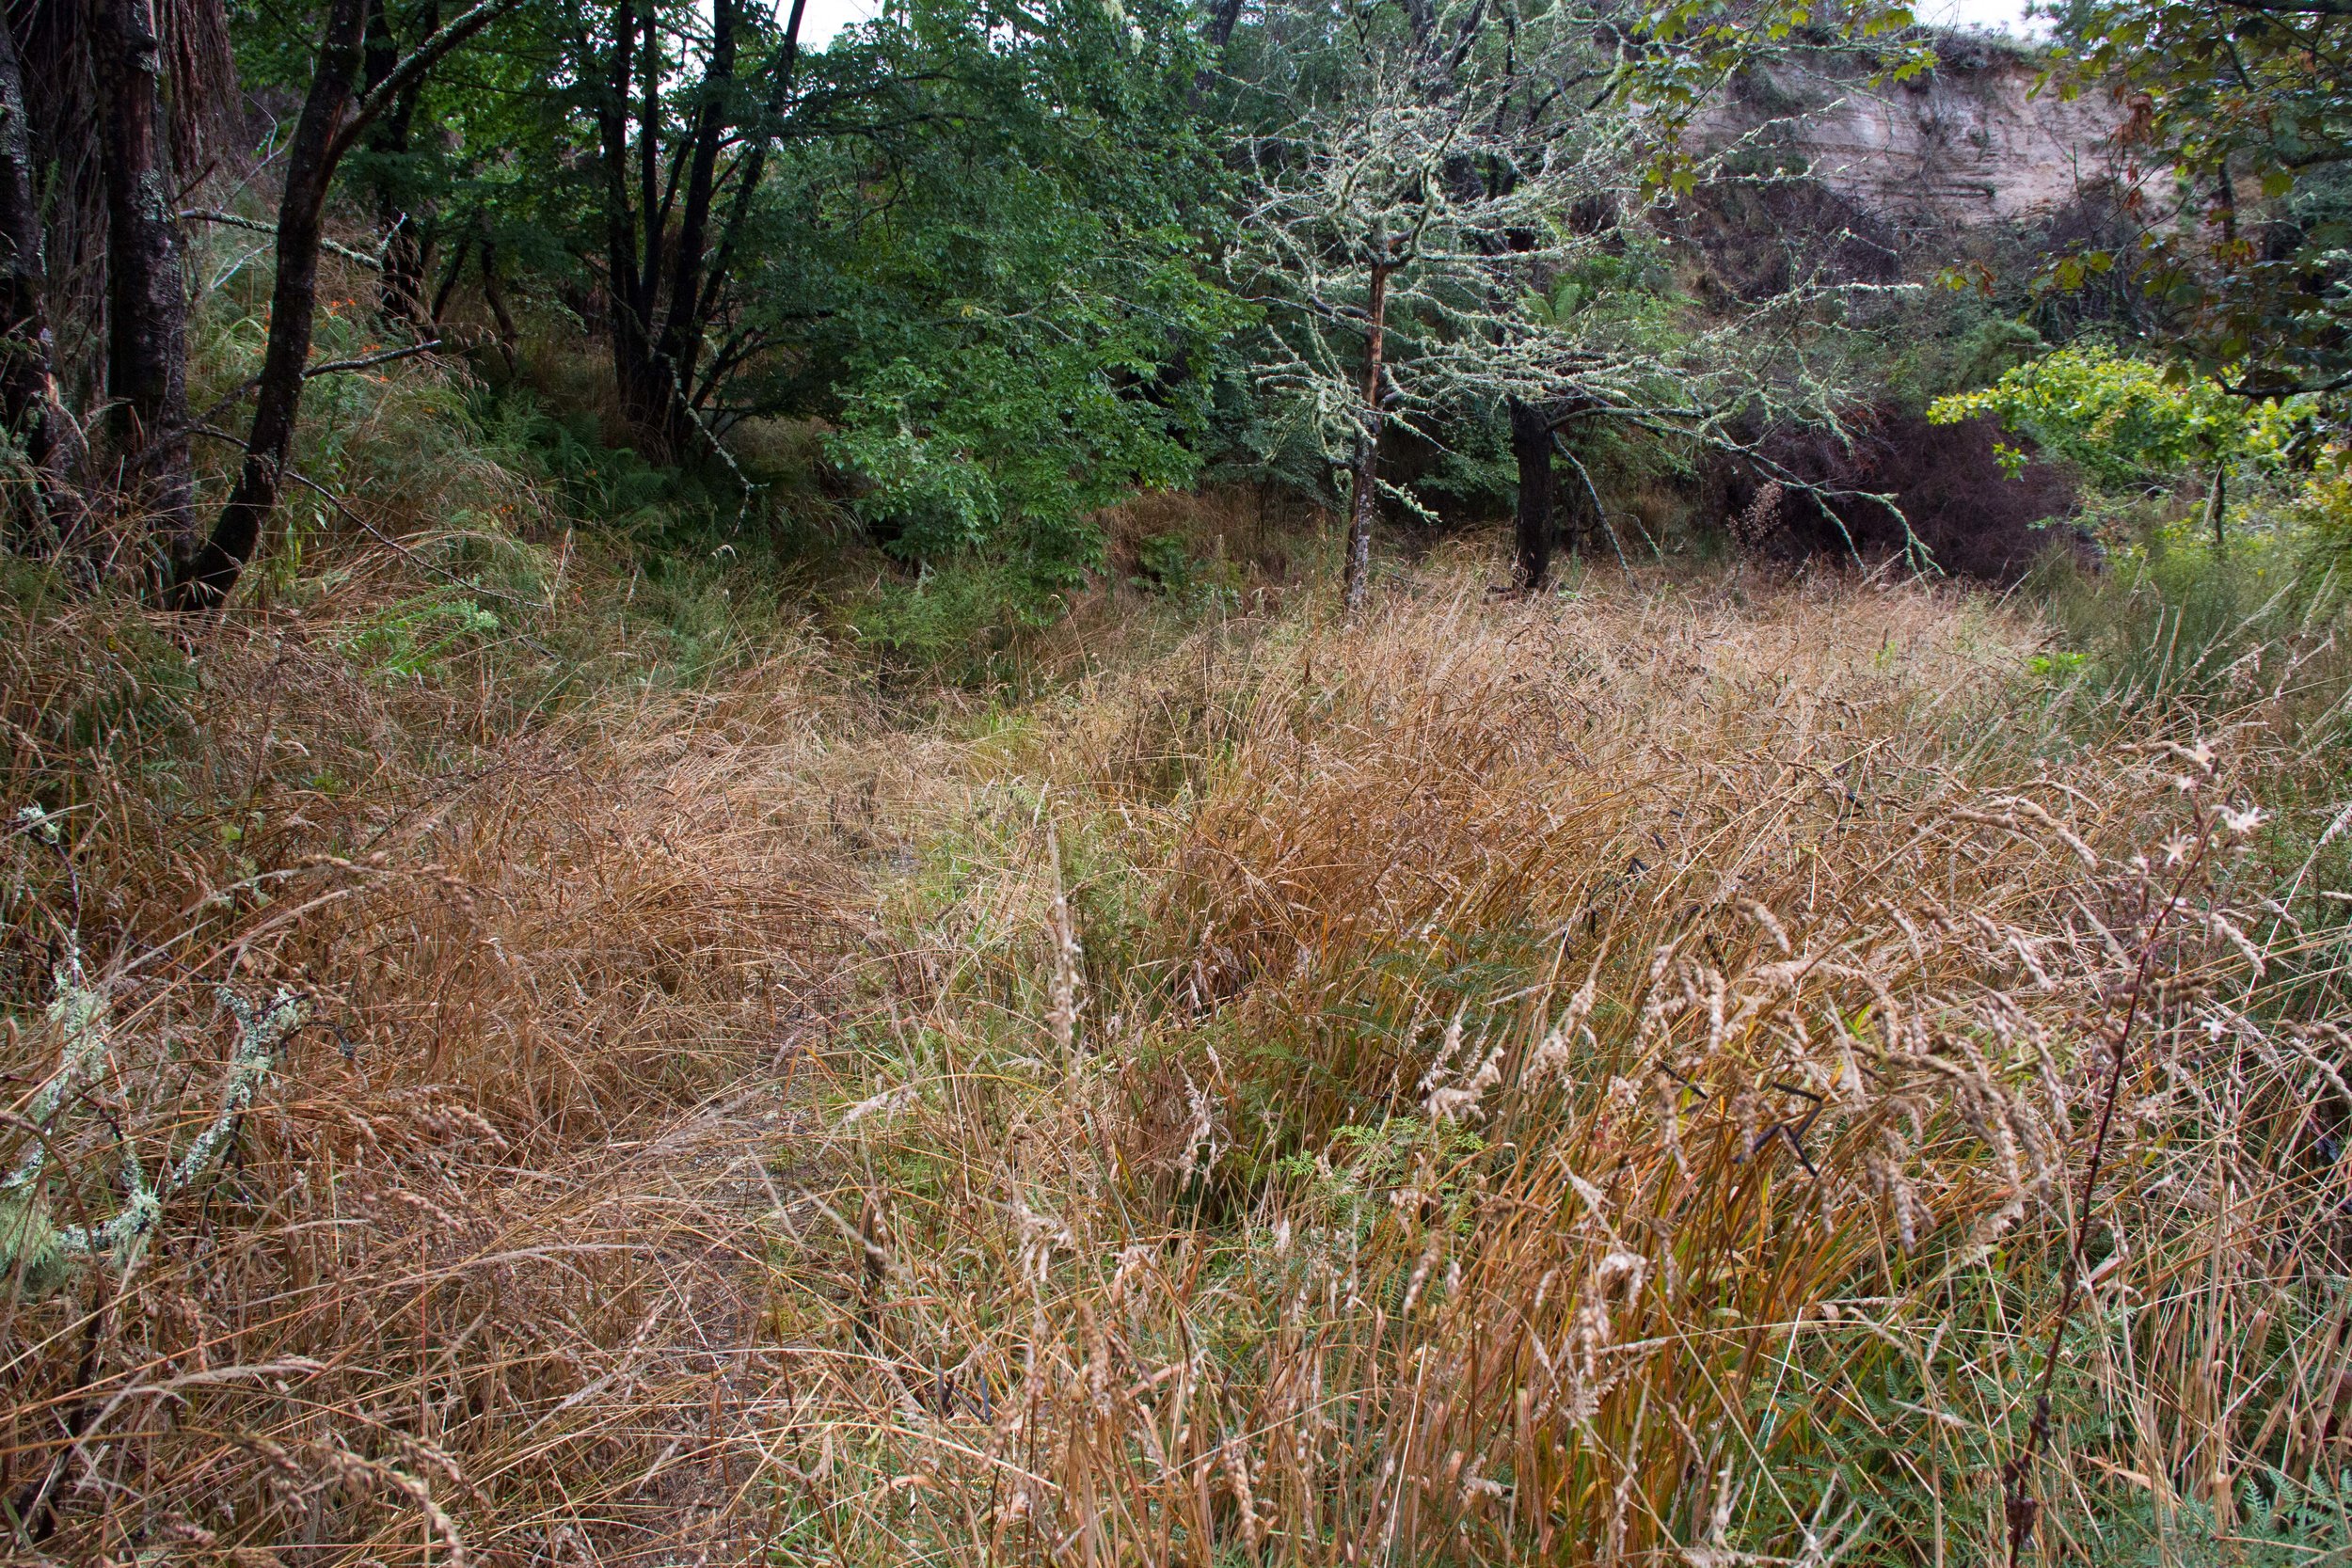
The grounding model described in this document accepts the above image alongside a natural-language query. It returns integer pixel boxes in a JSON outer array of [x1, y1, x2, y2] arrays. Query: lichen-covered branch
[[3, 805, 306, 1298]]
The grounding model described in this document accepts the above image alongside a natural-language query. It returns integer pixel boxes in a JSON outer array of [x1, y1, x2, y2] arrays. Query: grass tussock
[[762, 549, 2352, 1568], [0, 360, 892, 1560], [8, 447, 2352, 1565]]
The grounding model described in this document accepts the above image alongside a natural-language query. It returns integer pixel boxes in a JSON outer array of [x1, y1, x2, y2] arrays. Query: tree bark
[[687, 0, 805, 390], [591, 0, 804, 457], [90, 0, 196, 577], [652, 0, 735, 452], [171, 0, 369, 610], [1509, 394, 1552, 591], [0, 0, 81, 546], [480, 228, 517, 372], [597, 0, 664, 435], [363, 0, 438, 328], [429, 225, 475, 325], [1343, 260, 1391, 619]]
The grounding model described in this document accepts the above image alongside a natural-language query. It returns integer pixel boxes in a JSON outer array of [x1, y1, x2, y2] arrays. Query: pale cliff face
[[1713, 46, 2131, 229]]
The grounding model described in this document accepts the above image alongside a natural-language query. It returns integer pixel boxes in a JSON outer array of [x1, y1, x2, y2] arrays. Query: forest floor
[[6, 501, 2349, 1565]]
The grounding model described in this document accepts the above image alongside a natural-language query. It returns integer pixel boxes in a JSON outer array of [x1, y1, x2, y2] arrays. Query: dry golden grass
[[0, 514, 889, 1561], [757, 546, 2352, 1568], [6, 515, 2349, 1566]]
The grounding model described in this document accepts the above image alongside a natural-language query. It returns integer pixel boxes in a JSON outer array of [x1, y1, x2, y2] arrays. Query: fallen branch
[[179, 207, 383, 270]]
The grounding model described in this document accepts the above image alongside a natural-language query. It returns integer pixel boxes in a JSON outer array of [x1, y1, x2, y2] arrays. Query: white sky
[[792, 0, 2047, 53], [797, 0, 882, 48], [1916, 0, 2050, 36]]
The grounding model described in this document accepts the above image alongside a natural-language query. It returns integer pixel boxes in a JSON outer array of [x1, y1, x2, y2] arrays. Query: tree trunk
[[0, 1, 81, 546], [1509, 395, 1552, 591], [171, 0, 369, 610], [363, 0, 437, 328], [652, 0, 735, 454], [598, 0, 664, 436], [1343, 260, 1391, 619], [429, 226, 474, 326], [90, 0, 196, 578], [480, 230, 517, 372], [592, 0, 803, 456], [699, 0, 805, 319], [2205, 463, 2226, 553]]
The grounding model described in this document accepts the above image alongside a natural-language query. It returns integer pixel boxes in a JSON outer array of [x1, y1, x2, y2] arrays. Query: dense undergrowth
[[8, 341, 2352, 1565], [781, 545, 2352, 1568]]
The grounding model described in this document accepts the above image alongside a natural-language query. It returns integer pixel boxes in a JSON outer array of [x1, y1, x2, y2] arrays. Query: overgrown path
[[9, 562, 2348, 1565]]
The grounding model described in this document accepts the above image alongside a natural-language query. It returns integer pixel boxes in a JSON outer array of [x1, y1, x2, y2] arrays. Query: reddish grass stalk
[[2001, 804, 2215, 1567]]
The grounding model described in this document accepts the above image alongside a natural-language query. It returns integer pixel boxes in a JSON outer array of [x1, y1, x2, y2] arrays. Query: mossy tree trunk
[[1343, 257, 1391, 619]]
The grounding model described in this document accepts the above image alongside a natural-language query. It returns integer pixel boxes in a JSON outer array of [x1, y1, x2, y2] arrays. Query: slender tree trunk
[[2206, 463, 2226, 553], [0, 2, 49, 450], [653, 0, 735, 453], [480, 230, 517, 372], [90, 0, 196, 577], [698, 0, 805, 321], [620, 6, 669, 435], [429, 226, 475, 326], [171, 0, 369, 610], [598, 0, 662, 436], [593, 0, 802, 456], [0, 2, 81, 546], [1509, 395, 1552, 591], [364, 0, 437, 328], [1343, 260, 1391, 619]]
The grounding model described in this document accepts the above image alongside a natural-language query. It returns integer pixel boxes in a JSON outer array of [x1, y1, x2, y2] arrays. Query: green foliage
[[2096, 1470, 2352, 1568], [780, 0, 1243, 588], [2029, 535, 2352, 731], [847, 557, 1067, 680], [1930, 343, 2310, 491], [335, 594, 503, 685], [2044, 0, 2352, 410], [479, 394, 721, 534], [1129, 532, 1243, 613]]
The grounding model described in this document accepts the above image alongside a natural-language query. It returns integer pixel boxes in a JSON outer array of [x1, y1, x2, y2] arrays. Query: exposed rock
[[1715, 34, 2130, 233]]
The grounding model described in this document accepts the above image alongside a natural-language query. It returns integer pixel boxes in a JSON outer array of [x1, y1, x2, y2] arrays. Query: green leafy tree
[[793, 0, 1245, 589], [1929, 342, 2306, 490], [2043, 0, 2352, 408]]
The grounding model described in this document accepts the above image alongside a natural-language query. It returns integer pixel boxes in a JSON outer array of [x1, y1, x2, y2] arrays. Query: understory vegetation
[[11, 0, 2352, 1560], [8, 372, 2352, 1561]]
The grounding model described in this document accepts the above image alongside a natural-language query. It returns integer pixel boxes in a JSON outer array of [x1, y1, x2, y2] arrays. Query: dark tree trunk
[[171, 0, 369, 610], [1343, 260, 1391, 619], [0, 1, 50, 448], [617, 5, 668, 435], [90, 0, 195, 576], [363, 0, 437, 328], [0, 1, 81, 546], [598, 0, 664, 435], [1402, 0, 1434, 51], [702, 0, 804, 302], [429, 226, 474, 326], [653, 0, 735, 452], [480, 229, 517, 372], [591, 0, 804, 457], [1509, 395, 1552, 591]]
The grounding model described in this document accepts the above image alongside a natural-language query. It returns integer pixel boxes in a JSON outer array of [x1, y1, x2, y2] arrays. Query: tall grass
[[757, 547, 2352, 1567], [9, 356, 2352, 1567], [0, 343, 888, 1560]]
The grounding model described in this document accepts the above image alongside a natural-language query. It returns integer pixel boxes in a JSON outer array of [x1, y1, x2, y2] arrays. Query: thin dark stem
[[2001, 810, 2214, 1566]]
